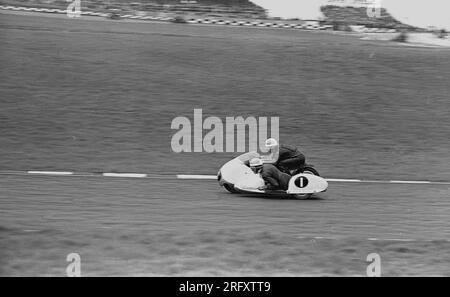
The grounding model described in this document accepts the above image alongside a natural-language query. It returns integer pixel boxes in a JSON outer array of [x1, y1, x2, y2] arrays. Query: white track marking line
[[27, 171, 73, 175], [177, 174, 217, 180], [178, 175, 449, 185], [0, 171, 170, 179], [1, 171, 450, 185], [390, 180, 431, 184], [102, 173, 147, 178], [325, 178, 362, 183]]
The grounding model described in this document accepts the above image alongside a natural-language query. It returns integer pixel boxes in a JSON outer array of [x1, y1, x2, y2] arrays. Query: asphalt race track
[[0, 11, 449, 276]]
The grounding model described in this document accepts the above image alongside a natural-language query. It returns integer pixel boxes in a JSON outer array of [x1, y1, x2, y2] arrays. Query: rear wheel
[[296, 194, 313, 199]]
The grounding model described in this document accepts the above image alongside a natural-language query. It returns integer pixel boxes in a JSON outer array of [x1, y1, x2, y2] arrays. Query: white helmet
[[265, 138, 279, 149], [249, 157, 263, 168]]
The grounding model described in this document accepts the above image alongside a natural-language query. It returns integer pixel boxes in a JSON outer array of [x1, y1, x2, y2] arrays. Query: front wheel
[[302, 166, 320, 176], [223, 183, 240, 194]]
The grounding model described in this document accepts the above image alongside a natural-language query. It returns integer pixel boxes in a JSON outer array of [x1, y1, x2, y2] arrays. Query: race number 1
[[295, 176, 309, 188]]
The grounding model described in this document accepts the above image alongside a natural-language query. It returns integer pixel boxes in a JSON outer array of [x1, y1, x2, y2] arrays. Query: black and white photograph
[[0, 0, 449, 280]]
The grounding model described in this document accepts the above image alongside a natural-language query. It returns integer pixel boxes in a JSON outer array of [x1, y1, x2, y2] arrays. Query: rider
[[250, 157, 291, 191], [262, 138, 305, 174]]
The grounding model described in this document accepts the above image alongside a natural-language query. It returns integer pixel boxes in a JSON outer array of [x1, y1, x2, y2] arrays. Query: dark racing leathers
[[276, 145, 305, 172], [260, 164, 292, 191]]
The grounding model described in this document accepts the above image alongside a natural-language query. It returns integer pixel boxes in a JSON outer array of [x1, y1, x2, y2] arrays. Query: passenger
[[237, 151, 261, 167], [250, 158, 291, 191]]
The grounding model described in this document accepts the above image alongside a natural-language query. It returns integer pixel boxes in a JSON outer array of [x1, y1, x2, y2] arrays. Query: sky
[[251, 0, 450, 30]]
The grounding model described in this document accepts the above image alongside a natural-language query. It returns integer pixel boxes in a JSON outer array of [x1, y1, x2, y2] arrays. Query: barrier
[[0, 5, 332, 31]]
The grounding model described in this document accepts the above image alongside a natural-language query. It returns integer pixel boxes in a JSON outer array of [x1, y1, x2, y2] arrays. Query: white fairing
[[234, 171, 265, 190], [286, 174, 328, 194], [219, 157, 264, 189]]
